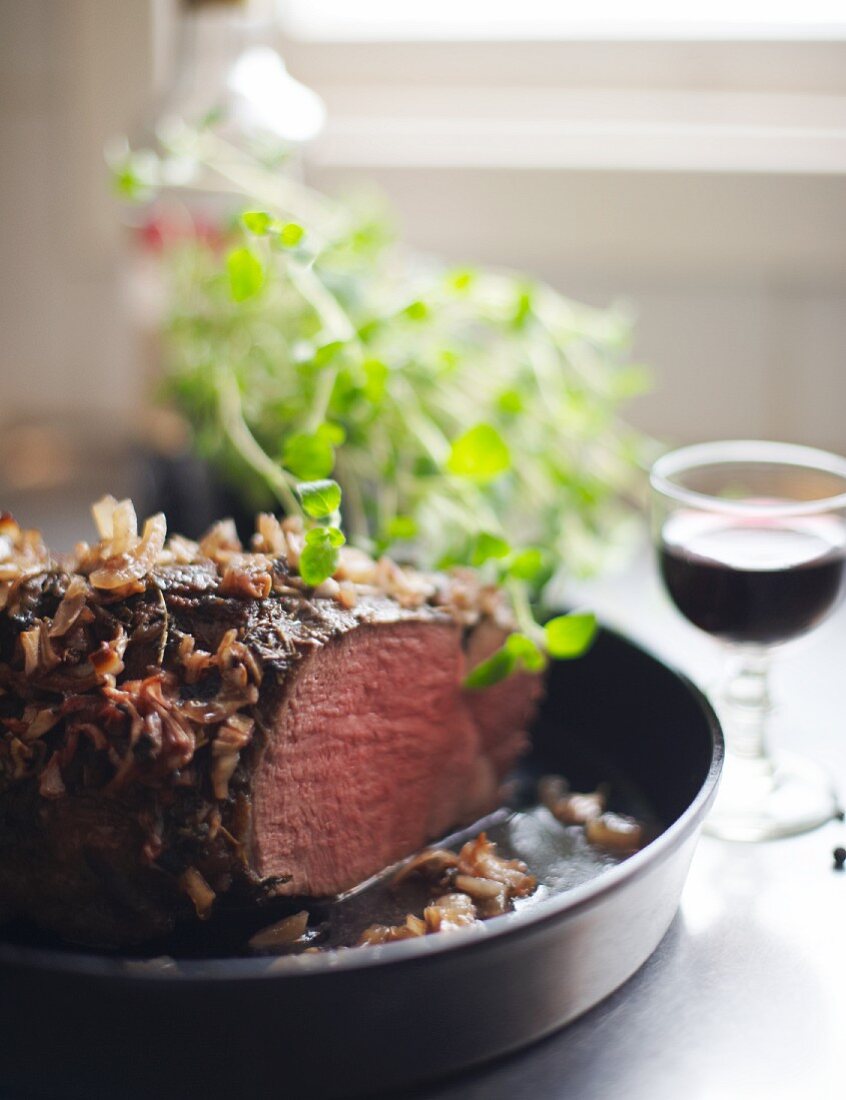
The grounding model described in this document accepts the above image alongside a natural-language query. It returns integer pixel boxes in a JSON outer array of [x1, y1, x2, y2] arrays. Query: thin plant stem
[[217, 372, 300, 515]]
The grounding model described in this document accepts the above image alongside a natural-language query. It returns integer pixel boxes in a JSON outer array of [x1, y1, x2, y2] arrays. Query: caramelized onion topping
[[48, 575, 89, 638], [0, 495, 518, 840]]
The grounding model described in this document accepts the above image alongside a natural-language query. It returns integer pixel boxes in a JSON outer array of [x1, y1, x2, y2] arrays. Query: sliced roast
[[0, 509, 541, 947]]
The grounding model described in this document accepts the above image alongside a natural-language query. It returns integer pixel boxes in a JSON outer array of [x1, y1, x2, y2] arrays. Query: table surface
[[5, 490, 845, 1100], [418, 549, 846, 1100]]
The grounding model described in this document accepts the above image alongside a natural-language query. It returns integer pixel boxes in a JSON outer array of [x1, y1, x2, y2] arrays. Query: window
[[277, 1, 846, 449], [283, 0, 846, 41]]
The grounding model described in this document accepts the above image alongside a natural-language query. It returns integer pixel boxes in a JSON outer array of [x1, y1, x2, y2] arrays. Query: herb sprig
[[114, 126, 651, 680]]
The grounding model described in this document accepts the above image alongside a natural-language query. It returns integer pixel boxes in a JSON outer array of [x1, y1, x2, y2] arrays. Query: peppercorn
[[833, 847, 846, 871]]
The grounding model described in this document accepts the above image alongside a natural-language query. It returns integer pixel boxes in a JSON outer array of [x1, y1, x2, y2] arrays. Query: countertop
[[418, 549, 846, 1100]]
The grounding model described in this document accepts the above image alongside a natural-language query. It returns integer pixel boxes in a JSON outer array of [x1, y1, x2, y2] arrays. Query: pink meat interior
[[250, 620, 501, 896]]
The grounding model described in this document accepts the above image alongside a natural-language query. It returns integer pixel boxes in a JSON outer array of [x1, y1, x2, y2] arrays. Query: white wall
[[1, 1, 845, 453], [0, 0, 152, 432], [306, 166, 846, 451]]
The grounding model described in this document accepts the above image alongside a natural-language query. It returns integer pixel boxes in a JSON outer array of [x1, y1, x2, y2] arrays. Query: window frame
[[278, 36, 846, 175]]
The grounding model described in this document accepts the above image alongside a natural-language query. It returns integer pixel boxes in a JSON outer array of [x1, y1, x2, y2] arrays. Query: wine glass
[[650, 440, 846, 841]]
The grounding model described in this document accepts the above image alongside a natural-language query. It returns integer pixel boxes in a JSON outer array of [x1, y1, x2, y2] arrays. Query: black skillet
[[0, 625, 722, 1099]]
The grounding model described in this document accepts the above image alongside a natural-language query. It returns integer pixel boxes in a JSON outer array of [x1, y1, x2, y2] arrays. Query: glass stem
[[718, 648, 773, 764]]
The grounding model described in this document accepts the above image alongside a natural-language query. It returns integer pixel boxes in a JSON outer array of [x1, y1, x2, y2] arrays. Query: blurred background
[[1, 0, 846, 541]]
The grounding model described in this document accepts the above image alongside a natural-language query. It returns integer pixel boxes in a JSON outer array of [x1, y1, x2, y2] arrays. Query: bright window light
[[282, 0, 846, 40]]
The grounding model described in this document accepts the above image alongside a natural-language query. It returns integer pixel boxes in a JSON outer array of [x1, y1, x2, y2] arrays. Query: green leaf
[[435, 549, 466, 572], [299, 525, 345, 586], [462, 646, 516, 690], [386, 515, 418, 541], [279, 222, 305, 247], [226, 247, 264, 302], [544, 613, 597, 659], [446, 424, 511, 484], [313, 341, 345, 369], [446, 268, 475, 293], [508, 548, 546, 583], [472, 531, 511, 566], [296, 479, 342, 519], [362, 359, 388, 403], [306, 524, 345, 549], [113, 166, 145, 201], [496, 389, 524, 416], [611, 364, 652, 400], [504, 632, 547, 673], [283, 433, 335, 479], [512, 287, 534, 329], [242, 210, 273, 235], [319, 422, 346, 446], [357, 318, 382, 343], [463, 630, 548, 690], [404, 300, 428, 321], [110, 150, 157, 202]]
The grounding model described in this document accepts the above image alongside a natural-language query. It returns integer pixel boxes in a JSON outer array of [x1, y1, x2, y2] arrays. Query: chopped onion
[[179, 866, 216, 920], [38, 754, 65, 799], [48, 575, 89, 638], [423, 892, 479, 933], [585, 813, 645, 855], [248, 910, 309, 951], [91, 495, 121, 540]]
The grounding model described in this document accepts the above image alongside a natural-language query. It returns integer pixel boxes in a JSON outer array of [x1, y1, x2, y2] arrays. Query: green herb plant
[[115, 124, 652, 686]]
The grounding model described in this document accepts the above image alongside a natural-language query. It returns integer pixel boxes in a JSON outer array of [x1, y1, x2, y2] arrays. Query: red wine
[[659, 514, 846, 645]]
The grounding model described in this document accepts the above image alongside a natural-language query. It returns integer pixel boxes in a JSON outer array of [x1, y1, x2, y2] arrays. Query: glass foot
[[704, 749, 840, 842]]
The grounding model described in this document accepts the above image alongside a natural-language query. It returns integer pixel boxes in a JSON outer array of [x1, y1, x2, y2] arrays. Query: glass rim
[[650, 439, 846, 518]]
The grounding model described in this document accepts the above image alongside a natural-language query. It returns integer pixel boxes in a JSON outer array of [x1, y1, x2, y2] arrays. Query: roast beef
[[0, 503, 541, 947]]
